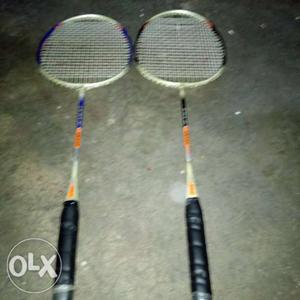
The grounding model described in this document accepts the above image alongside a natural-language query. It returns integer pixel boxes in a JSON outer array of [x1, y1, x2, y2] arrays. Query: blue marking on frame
[[76, 97, 85, 129], [36, 22, 61, 64], [121, 27, 134, 64]]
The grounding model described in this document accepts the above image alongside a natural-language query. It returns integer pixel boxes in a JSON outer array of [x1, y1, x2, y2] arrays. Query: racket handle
[[53, 200, 79, 300], [53, 289, 74, 300], [186, 198, 212, 300]]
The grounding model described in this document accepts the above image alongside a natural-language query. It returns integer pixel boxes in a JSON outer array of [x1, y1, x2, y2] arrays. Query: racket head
[[135, 10, 226, 89], [37, 14, 133, 90]]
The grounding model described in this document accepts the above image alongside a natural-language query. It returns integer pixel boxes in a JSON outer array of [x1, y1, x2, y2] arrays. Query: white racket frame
[[136, 10, 225, 90], [39, 14, 131, 91]]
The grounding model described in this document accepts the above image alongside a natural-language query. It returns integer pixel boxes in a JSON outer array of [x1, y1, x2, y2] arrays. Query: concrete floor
[[0, 0, 299, 299]]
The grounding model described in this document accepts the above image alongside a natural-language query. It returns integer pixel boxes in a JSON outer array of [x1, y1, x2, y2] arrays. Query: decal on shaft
[[66, 182, 75, 200]]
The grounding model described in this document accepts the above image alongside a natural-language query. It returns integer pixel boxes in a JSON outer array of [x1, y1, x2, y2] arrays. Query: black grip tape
[[55, 200, 79, 287], [53, 289, 74, 300], [186, 198, 211, 298]]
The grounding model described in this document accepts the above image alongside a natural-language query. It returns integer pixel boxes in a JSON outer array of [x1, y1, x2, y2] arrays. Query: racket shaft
[[54, 94, 85, 299], [53, 200, 79, 300], [186, 198, 211, 299]]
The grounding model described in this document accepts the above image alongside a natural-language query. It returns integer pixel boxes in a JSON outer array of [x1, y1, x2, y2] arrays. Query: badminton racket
[[135, 10, 225, 300], [37, 14, 132, 300]]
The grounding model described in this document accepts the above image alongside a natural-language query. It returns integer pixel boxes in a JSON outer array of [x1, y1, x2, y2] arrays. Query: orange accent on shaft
[[183, 126, 191, 148], [188, 182, 197, 197], [67, 183, 75, 199], [74, 128, 82, 149]]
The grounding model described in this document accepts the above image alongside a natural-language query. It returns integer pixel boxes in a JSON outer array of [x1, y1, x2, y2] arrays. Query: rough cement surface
[[0, 1, 299, 299]]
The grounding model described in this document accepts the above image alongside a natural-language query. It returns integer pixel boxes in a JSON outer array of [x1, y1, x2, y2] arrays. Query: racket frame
[[38, 14, 132, 90], [135, 10, 225, 89]]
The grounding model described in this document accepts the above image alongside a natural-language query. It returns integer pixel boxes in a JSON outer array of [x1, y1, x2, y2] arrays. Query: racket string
[[136, 15, 225, 84], [40, 18, 131, 85]]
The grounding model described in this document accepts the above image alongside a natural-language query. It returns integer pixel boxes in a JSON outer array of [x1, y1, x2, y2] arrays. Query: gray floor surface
[[0, 0, 299, 299]]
